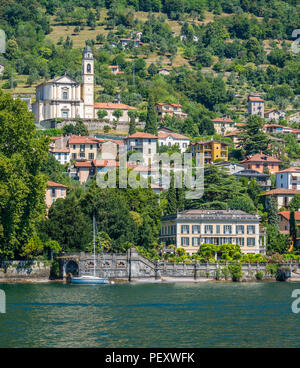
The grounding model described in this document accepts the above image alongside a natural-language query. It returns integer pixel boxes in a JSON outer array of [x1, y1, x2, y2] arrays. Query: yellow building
[[160, 209, 266, 256], [190, 140, 229, 164], [68, 136, 100, 161]]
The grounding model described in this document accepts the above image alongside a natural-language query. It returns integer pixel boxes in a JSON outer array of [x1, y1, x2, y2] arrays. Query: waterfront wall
[[0, 261, 51, 280], [60, 248, 300, 281]]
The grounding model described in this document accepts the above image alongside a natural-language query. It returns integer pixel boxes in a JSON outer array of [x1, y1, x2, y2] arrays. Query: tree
[[112, 109, 123, 123], [97, 109, 108, 120], [239, 115, 269, 155], [289, 194, 300, 211], [165, 174, 177, 215], [46, 196, 92, 253], [148, 63, 158, 76], [268, 196, 279, 227], [128, 111, 137, 135], [145, 94, 157, 135], [289, 209, 297, 245], [0, 91, 49, 258]]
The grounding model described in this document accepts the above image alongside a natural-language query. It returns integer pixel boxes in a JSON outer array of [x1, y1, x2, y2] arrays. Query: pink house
[[45, 181, 68, 209]]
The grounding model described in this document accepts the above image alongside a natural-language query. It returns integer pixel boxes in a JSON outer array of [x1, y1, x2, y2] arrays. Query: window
[[236, 238, 245, 246], [51, 188, 56, 197], [72, 153, 77, 159], [87, 64, 91, 73], [73, 145, 76, 149], [89, 153, 94, 160], [247, 225, 255, 235], [192, 225, 200, 234], [80, 153, 85, 158], [181, 225, 189, 234], [247, 238, 255, 247], [62, 111, 69, 118], [90, 145, 94, 150], [204, 225, 213, 234], [63, 91, 68, 100], [236, 225, 244, 234], [192, 237, 200, 246], [216, 225, 220, 234], [224, 225, 232, 234], [148, 149, 151, 154], [181, 237, 189, 246]]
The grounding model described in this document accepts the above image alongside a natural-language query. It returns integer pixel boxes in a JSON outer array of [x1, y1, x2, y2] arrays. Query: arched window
[[87, 64, 91, 73]]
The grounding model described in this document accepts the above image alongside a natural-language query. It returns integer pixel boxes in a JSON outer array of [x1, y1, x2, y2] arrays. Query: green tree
[[128, 111, 137, 135], [268, 196, 279, 227], [239, 115, 269, 155], [289, 209, 297, 245], [0, 92, 49, 258], [165, 174, 177, 215], [289, 194, 300, 211], [145, 94, 157, 135], [97, 110, 108, 120]]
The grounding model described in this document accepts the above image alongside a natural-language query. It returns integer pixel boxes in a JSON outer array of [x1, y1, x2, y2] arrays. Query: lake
[[0, 281, 299, 348]]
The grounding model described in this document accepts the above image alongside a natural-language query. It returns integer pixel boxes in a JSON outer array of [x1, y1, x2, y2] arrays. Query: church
[[32, 45, 95, 123]]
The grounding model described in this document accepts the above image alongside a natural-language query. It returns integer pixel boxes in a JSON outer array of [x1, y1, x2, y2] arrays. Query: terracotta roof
[[69, 136, 99, 144], [278, 211, 300, 221], [211, 117, 234, 123], [241, 153, 281, 164], [92, 160, 120, 167], [75, 161, 92, 168], [156, 103, 182, 108], [109, 65, 119, 68], [157, 131, 190, 140], [292, 129, 300, 133], [51, 148, 70, 153], [234, 123, 245, 127], [126, 132, 158, 139], [47, 180, 68, 188], [249, 96, 264, 102], [224, 129, 240, 137], [264, 124, 291, 129], [192, 140, 229, 146], [277, 167, 300, 174], [261, 188, 300, 196], [94, 103, 137, 110]]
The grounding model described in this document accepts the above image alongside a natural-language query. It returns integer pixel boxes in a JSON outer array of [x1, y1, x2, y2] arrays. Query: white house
[[157, 127, 190, 153], [276, 167, 300, 190], [248, 95, 264, 117], [32, 45, 94, 123], [265, 109, 286, 122], [125, 132, 158, 165], [94, 102, 137, 123]]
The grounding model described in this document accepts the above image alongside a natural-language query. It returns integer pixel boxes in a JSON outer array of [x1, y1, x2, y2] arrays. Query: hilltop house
[[190, 140, 229, 164], [276, 167, 300, 190], [155, 103, 187, 120], [211, 117, 235, 135], [68, 136, 100, 161], [125, 132, 158, 165], [248, 95, 264, 117], [263, 124, 292, 134], [240, 153, 281, 174], [108, 65, 124, 75], [234, 169, 271, 191], [157, 127, 190, 153], [261, 188, 300, 209], [160, 209, 266, 256], [46, 181, 68, 209], [94, 102, 137, 123], [265, 109, 286, 122]]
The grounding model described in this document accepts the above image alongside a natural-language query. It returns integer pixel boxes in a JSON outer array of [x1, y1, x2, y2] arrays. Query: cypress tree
[[166, 174, 177, 215], [289, 208, 297, 245], [128, 111, 136, 135], [145, 94, 157, 135], [268, 196, 279, 227]]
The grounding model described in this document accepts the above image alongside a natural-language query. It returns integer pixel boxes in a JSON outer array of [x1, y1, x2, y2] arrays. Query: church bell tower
[[82, 45, 94, 119]]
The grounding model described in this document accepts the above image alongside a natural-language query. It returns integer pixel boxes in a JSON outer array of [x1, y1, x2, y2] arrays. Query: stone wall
[[40, 119, 145, 132], [60, 248, 300, 281], [0, 261, 51, 280]]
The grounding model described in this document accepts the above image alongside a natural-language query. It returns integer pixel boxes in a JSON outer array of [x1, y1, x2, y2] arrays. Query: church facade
[[32, 46, 95, 123]]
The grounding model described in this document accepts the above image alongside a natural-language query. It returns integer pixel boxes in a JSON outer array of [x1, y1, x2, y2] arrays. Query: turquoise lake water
[[0, 281, 299, 348]]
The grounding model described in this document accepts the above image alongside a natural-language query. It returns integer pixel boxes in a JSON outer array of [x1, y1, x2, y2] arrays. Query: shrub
[[256, 271, 264, 280], [221, 266, 230, 280], [228, 263, 243, 282]]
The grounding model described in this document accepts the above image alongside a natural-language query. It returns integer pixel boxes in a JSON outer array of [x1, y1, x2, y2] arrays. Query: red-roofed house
[[125, 132, 158, 164], [94, 102, 137, 123], [261, 188, 300, 209], [241, 153, 281, 174], [157, 128, 190, 153], [108, 65, 124, 75], [248, 95, 264, 117], [276, 167, 300, 190], [263, 124, 292, 134], [155, 103, 187, 120], [211, 117, 235, 135], [278, 211, 300, 244], [46, 180, 68, 209], [68, 135, 100, 161], [265, 109, 286, 122]]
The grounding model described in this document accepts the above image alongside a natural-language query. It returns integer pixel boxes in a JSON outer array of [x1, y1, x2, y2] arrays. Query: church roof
[[36, 74, 79, 87]]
